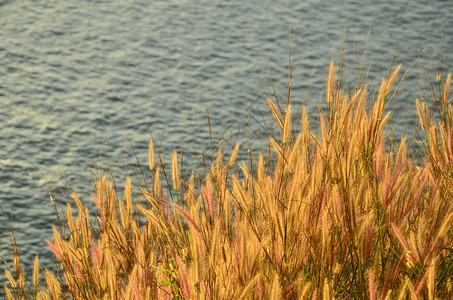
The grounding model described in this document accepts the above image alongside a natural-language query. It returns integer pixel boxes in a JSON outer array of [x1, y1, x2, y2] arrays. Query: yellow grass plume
[[3, 59, 453, 299]]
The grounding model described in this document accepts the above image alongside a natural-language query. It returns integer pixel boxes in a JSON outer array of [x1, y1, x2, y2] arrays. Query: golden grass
[[3, 56, 453, 299]]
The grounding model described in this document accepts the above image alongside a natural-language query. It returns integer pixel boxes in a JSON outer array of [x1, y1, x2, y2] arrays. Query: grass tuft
[[3, 49, 453, 299]]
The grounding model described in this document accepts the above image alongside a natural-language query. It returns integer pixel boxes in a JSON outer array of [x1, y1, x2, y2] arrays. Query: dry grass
[[3, 56, 453, 299]]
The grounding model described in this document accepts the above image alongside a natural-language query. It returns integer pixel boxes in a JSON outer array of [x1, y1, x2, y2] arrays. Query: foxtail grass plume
[[148, 139, 155, 170], [3, 58, 453, 299]]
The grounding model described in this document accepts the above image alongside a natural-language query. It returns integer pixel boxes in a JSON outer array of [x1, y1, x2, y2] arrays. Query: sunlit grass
[[3, 53, 453, 299]]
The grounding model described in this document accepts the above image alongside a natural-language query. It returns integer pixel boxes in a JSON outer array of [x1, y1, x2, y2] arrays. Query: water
[[1, 0, 452, 290]]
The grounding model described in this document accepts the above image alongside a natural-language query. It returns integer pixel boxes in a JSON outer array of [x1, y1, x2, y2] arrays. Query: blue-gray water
[[1, 0, 452, 290]]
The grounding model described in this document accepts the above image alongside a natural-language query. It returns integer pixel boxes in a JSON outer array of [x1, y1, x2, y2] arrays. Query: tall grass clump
[[3, 56, 453, 299]]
